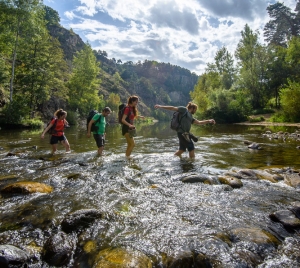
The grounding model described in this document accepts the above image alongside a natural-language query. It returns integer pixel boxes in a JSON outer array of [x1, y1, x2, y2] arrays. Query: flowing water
[[0, 122, 299, 267]]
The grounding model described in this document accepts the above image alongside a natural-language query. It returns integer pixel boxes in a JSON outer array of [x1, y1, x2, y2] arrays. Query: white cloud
[[47, 0, 299, 74]]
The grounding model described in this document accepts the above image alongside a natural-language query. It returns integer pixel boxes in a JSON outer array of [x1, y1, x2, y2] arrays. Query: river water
[[0, 122, 299, 267]]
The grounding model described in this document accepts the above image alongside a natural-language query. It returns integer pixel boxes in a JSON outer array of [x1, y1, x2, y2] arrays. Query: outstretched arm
[[154, 105, 178, 111], [193, 119, 215, 126]]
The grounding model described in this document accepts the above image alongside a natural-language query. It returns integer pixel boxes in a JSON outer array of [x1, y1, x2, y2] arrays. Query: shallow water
[[0, 122, 299, 267]]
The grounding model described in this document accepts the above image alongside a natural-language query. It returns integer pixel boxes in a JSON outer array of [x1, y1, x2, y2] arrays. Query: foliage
[[66, 110, 80, 126], [20, 118, 44, 128], [264, 2, 300, 47], [67, 44, 101, 116], [279, 80, 300, 121]]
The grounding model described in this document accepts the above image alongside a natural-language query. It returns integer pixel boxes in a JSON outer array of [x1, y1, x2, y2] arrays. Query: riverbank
[[234, 114, 300, 127]]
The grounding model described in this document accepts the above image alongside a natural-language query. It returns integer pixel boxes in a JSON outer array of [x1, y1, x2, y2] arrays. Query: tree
[[280, 80, 300, 121], [264, 1, 300, 47], [235, 24, 270, 109], [68, 43, 101, 115], [43, 5, 60, 26], [213, 47, 236, 89]]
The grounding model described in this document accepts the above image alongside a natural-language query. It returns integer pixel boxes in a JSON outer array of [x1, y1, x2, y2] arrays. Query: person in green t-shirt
[[87, 107, 112, 155]]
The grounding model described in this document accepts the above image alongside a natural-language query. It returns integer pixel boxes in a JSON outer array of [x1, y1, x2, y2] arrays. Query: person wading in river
[[154, 102, 215, 158], [87, 107, 112, 156], [41, 109, 71, 154], [121, 95, 144, 158]]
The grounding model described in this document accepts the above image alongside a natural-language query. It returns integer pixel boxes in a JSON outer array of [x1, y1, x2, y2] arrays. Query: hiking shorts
[[50, 135, 67, 145], [93, 134, 105, 148], [122, 124, 129, 136], [177, 132, 195, 152]]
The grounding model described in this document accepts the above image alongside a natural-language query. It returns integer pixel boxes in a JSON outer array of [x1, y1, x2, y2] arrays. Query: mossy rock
[[0, 181, 53, 194], [230, 227, 280, 246], [93, 247, 152, 268]]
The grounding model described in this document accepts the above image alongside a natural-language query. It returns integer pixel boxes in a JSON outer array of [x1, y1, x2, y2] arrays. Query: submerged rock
[[181, 174, 218, 184], [61, 209, 103, 233], [0, 181, 53, 194], [290, 201, 300, 218], [269, 210, 300, 230], [230, 227, 280, 246], [218, 175, 243, 188], [42, 231, 76, 267], [248, 142, 262, 150], [93, 247, 152, 268], [0, 244, 29, 267], [284, 172, 300, 188]]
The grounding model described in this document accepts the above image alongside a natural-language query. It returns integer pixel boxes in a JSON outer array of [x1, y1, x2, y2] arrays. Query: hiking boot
[[182, 132, 191, 142], [190, 133, 198, 142]]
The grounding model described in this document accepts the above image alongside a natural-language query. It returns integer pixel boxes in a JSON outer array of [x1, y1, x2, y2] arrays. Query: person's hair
[[54, 109, 67, 118], [186, 102, 198, 110], [103, 107, 112, 113], [127, 95, 139, 117]]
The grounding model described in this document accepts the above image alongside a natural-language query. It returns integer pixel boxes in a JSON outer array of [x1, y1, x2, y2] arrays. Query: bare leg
[[188, 150, 195, 159], [124, 133, 135, 157], [174, 150, 185, 157], [51, 144, 57, 154], [62, 139, 71, 152], [97, 146, 104, 156]]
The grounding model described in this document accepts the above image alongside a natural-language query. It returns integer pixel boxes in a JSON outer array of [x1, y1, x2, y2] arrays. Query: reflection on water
[[0, 122, 299, 267]]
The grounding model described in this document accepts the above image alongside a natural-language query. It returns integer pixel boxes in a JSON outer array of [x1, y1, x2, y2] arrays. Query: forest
[[0, 0, 299, 127]]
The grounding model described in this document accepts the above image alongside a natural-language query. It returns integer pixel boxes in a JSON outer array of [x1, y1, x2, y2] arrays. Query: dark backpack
[[170, 111, 187, 131], [87, 110, 99, 131], [45, 117, 57, 135], [118, 103, 127, 124]]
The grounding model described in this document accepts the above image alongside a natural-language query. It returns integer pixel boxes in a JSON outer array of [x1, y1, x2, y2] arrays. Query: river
[[0, 122, 299, 267]]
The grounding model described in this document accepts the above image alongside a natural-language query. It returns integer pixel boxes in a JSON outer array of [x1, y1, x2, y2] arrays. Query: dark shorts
[[93, 134, 105, 148], [122, 124, 129, 136], [50, 135, 67, 145], [177, 132, 195, 152]]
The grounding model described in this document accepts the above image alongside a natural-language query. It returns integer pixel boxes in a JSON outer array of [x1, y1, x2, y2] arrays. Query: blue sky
[[44, 0, 297, 75]]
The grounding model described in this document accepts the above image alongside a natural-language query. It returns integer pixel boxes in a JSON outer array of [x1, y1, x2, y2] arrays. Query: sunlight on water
[[0, 122, 299, 266]]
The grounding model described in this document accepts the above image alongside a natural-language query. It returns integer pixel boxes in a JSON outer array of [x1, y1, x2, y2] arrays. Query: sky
[[44, 0, 298, 75]]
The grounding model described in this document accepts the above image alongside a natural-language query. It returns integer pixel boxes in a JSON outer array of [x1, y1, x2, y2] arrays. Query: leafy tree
[[235, 24, 270, 109], [43, 5, 60, 26], [285, 36, 300, 81], [213, 47, 236, 89], [280, 80, 300, 121], [106, 93, 120, 112], [68, 43, 101, 115]]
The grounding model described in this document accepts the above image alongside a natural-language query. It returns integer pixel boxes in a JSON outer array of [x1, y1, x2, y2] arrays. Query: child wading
[[41, 109, 71, 154]]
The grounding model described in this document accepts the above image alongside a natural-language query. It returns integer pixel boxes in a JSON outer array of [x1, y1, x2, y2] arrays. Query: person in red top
[[121, 95, 144, 158], [41, 109, 71, 154]]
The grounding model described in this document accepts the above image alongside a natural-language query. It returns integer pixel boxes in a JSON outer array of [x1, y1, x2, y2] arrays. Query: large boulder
[[269, 210, 300, 230], [0, 245, 29, 268], [61, 209, 103, 233], [0, 181, 53, 194]]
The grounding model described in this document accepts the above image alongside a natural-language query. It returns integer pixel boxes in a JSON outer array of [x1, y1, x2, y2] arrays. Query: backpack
[[118, 103, 127, 124], [45, 117, 57, 135], [170, 111, 187, 131], [87, 110, 101, 132]]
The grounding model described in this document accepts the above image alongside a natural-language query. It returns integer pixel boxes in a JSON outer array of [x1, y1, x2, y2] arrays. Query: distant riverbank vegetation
[[0, 1, 299, 129]]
